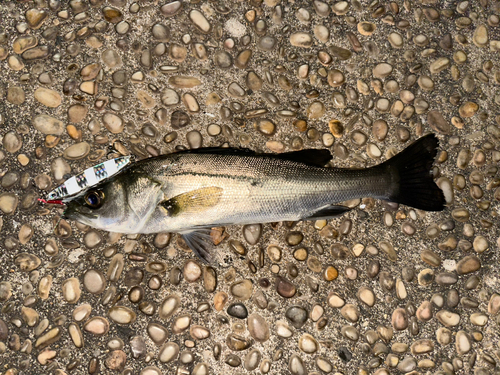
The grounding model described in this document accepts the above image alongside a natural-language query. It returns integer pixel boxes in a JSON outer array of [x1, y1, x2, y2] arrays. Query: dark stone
[[446, 289, 460, 308], [331, 243, 348, 259], [439, 33, 453, 50], [402, 266, 415, 282], [225, 354, 241, 367], [379, 271, 395, 291], [226, 333, 252, 351], [328, 45, 352, 60], [287, 264, 298, 279], [129, 336, 147, 358], [427, 110, 451, 135], [0, 319, 8, 341], [285, 305, 308, 329], [227, 303, 248, 319], [367, 260, 380, 278], [258, 278, 270, 289], [171, 110, 190, 129], [338, 347, 352, 362], [123, 268, 144, 286], [435, 272, 458, 285], [275, 277, 296, 298]]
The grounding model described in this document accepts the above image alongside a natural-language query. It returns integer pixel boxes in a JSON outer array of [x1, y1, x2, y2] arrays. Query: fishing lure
[[40, 156, 131, 204]]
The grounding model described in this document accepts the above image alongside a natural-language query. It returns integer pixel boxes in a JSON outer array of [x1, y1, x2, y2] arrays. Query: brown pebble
[[328, 119, 344, 137], [7, 86, 25, 105], [0, 319, 8, 340], [226, 333, 252, 351], [68, 104, 88, 123], [323, 266, 338, 281], [488, 293, 500, 315], [183, 260, 202, 282], [105, 350, 126, 371], [102, 7, 123, 23], [230, 279, 253, 300], [189, 325, 210, 340], [358, 22, 376, 36], [13, 35, 38, 54], [327, 69, 345, 87], [427, 110, 451, 135], [214, 291, 228, 311], [66, 125, 82, 140], [391, 308, 408, 330], [34, 87, 62, 108], [83, 317, 110, 336], [416, 301, 433, 321], [203, 266, 217, 293], [411, 339, 434, 355], [275, 276, 296, 298], [247, 313, 270, 342], [459, 102, 479, 118], [456, 255, 481, 275], [26, 9, 48, 29]]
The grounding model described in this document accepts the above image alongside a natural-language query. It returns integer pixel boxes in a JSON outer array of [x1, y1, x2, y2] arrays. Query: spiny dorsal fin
[[174, 147, 256, 156], [174, 147, 332, 167], [277, 149, 333, 167]]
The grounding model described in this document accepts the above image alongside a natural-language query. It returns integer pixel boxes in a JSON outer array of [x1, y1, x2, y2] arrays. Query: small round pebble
[[247, 313, 269, 342]]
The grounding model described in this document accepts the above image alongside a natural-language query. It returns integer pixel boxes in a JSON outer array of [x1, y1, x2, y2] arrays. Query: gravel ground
[[0, 0, 499, 374]]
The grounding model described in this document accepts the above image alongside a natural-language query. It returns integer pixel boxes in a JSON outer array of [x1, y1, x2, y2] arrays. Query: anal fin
[[302, 205, 351, 220]]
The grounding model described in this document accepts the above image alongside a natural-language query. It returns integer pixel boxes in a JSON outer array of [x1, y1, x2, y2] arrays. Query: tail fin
[[383, 134, 445, 211]]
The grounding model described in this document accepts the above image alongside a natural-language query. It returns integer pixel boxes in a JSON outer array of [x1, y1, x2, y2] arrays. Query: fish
[[61, 134, 445, 263]]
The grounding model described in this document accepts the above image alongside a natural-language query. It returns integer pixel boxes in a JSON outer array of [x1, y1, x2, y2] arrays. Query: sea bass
[[63, 134, 445, 262]]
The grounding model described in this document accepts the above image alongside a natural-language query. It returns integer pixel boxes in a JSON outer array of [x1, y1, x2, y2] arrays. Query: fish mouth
[[63, 202, 97, 220]]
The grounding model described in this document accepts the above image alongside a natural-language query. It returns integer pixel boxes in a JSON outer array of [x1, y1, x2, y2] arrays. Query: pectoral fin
[[161, 187, 223, 217], [302, 205, 351, 220], [181, 229, 215, 264]]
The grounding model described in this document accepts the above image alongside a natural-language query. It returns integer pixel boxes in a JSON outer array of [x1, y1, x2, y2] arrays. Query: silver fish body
[[134, 153, 388, 231], [64, 134, 445, 262]]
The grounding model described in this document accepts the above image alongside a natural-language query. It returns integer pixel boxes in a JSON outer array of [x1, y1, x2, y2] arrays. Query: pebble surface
[[0, 1, 498, 374]]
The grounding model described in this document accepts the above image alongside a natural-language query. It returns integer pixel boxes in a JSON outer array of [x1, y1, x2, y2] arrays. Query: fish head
[[63, 176, 128, 230], [63, 172, 163, 233]]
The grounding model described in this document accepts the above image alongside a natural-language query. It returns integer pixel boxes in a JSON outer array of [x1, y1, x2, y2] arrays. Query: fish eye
[[85, 190, 104, 208]]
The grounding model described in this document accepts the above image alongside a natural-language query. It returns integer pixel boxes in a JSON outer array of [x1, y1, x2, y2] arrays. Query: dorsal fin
[[174, 147, 256, 156], [174, 147, 332, 167], [277, 149, 333, 167]]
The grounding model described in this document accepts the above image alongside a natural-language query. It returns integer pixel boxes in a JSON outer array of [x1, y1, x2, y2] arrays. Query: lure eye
[[85, 190, 104, 208]]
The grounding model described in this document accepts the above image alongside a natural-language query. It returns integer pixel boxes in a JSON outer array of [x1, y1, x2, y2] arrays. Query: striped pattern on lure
[[47, 156, 131, 202]]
